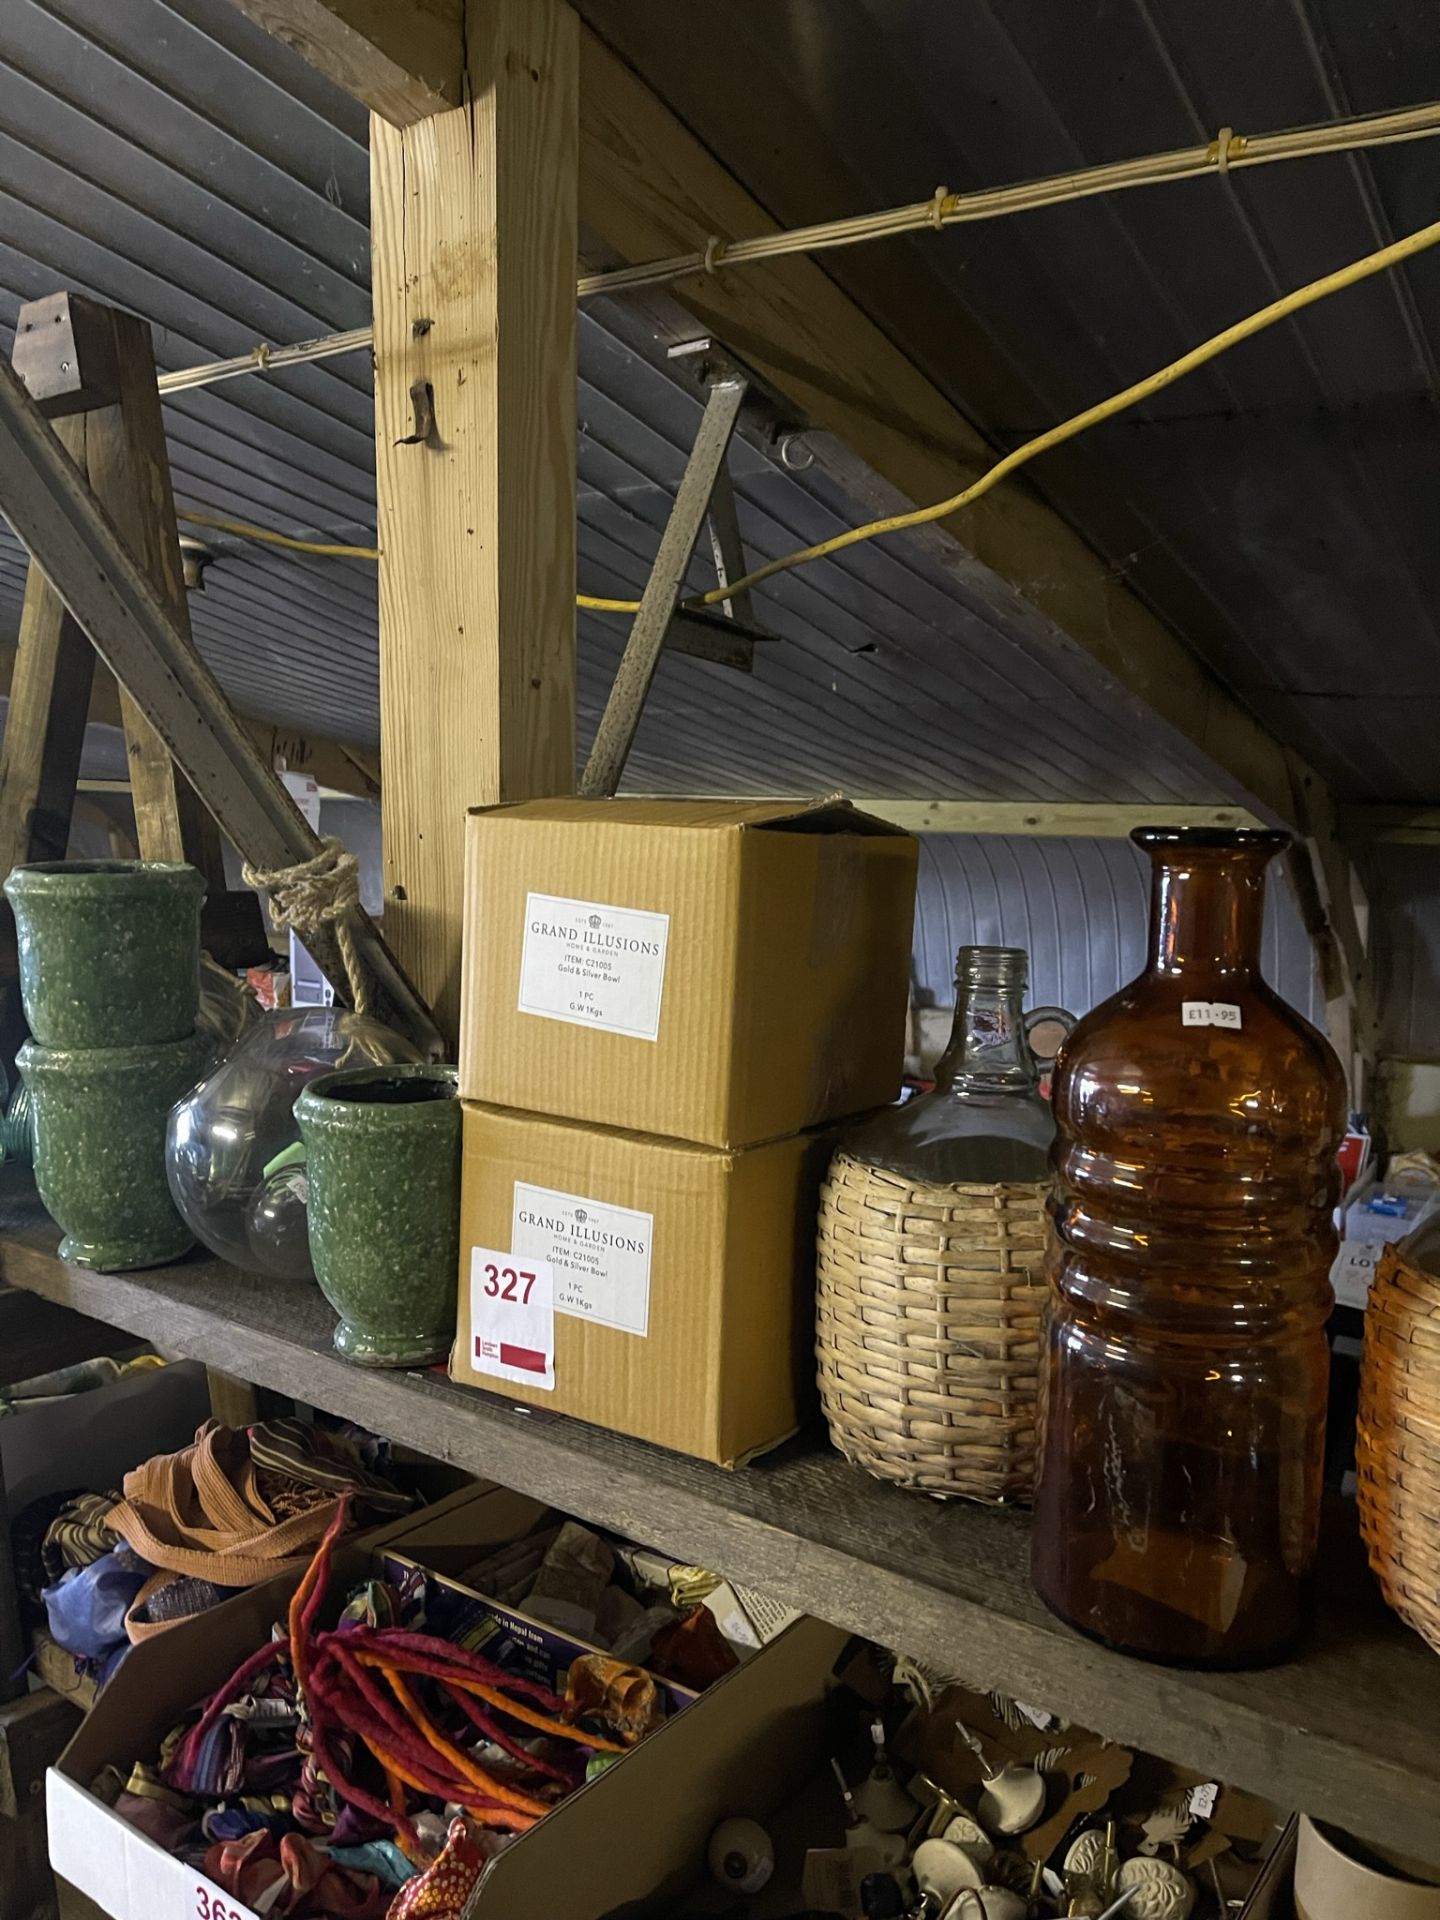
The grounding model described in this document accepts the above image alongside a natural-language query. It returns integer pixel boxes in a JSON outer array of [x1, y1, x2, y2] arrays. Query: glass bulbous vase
[[165, 1007, 423, 1280]]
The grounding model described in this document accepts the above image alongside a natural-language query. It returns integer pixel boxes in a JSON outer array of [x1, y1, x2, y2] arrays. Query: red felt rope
[[442, 1681, 575, 1785]]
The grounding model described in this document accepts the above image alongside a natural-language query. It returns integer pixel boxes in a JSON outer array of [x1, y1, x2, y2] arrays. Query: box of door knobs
[[695, 1649, 1293, 1920]]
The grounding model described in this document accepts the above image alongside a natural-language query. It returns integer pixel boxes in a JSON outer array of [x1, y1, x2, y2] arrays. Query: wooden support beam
[[0, 417, 97, 873], [205, 1366, 262, 1428], [837, 799, 1264, 837], [82, 308, 225, 881], [371, 0, 578, 1041], [1342, 805, 1440, 845], [1286, 757, 1377, 1103], [255, 729, 380, 800], [0, 348, 442, 1053], [223, 0, 462, 125]]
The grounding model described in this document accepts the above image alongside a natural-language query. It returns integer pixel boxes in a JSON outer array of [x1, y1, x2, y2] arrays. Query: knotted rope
[[242, 836, 370, 1015]]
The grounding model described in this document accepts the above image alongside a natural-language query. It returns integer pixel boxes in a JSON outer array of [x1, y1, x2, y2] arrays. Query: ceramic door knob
[[940, 1891, 1026, 1920], [977, 1764, 1046, 1836], [1116, 1856, 1196, 1920], [913, 1837, 985, 1905], [941, 1813, 995, 1866], [707, 1816, 774, 1894]]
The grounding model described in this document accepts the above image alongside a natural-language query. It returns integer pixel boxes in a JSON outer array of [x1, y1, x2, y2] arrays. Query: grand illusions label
[[510, 1181, 655, 1336], [517, 892, 671, 1041]]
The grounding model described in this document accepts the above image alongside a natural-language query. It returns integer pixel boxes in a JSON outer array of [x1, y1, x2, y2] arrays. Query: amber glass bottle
[[1032, 828, 1346, 1666]]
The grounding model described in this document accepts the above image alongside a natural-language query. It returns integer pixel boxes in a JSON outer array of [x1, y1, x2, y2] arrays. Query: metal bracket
[[11, 292, 120, 420], [581, 343, 779, 797]]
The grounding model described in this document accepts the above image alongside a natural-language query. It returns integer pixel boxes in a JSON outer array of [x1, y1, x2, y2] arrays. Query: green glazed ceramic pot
[[4, 860, 204, 1049], [20, 1030, 212, 1271], [295, 1063, 460, 1367]]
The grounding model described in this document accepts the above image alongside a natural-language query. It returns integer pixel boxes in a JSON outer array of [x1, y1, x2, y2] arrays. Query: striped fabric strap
[[249, 1416, 412, 1515]]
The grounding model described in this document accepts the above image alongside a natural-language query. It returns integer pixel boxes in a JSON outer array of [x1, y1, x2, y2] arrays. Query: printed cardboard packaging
[[451, 1100, 833, 1465], [458, 796, 918, 1148]]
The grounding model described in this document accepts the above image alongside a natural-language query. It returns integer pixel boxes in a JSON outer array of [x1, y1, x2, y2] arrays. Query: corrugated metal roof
[[912, 833, 1324, 1029], [1371, 844, 1440, 1059], [0, 0, 1251, 803], [578, 0, 1440, 805]]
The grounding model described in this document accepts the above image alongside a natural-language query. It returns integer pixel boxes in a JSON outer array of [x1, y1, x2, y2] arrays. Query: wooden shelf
[[3, 1172, 1436, 1860]]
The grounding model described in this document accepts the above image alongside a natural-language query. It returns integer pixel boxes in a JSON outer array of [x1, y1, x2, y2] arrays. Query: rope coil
[[242, 836, 370, 1015]]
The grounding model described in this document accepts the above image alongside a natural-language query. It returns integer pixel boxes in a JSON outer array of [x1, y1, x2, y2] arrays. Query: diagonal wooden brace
[[0, 348, 442, 1055]]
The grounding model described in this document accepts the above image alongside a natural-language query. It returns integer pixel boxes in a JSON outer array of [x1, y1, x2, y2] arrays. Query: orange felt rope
[[379, 1665, 551, 1819], [443, 1670, 627, 1754], [286, 1494, 350, 1697], [367, 1733, 538, 1834], [383, 1763, 409, 1840], [352, 1647, 624, 1755]]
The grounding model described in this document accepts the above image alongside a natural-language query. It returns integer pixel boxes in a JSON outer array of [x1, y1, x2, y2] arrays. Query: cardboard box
[[375, 1540, 699, 1721], [47, 1545, 848, 1920], [451, 1101, 832, 1465], [385, 1482, 804, 1661], [1243, 1817, 1297, 1918], [458, 796, 918, 1147]]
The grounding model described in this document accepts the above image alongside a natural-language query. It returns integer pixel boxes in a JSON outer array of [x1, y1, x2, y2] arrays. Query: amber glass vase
[[1032, 828, 1346, 1667]]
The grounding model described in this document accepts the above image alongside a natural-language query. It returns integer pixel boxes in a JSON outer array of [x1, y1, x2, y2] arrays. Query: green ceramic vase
[[4, 860, 204, 1049], [20, 1030, 213, 1271], [295, 1063, 460, 1367]]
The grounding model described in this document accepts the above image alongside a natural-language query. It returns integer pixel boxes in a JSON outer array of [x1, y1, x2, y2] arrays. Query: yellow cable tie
[[1210, 125, 1246, 173], [931, 185, 950, 231]]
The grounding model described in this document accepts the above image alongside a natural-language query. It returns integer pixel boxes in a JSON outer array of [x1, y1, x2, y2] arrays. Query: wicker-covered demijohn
[[816, 1150, 1049, 1502], [1357, 1239, 1440, 1654]]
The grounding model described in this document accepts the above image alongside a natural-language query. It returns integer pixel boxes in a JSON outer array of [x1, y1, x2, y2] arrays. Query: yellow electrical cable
[[181, 210, 1440, 614], [673, 206, 1440, 614], [177, 508, 379, 559], [577, 591, 648, 611]]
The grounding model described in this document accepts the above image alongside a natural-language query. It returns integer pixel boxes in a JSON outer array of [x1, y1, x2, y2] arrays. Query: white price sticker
[[187, 1879, 255, 1920], [469, 1247, 555, 1392], [1182, 1000, 1243, 1030], [1188, 1781, 1221, 1818], [1014, 1699, 1058, 1731]]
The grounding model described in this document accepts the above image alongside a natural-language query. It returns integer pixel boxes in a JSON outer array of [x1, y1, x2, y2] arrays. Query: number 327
[[482, 1262, 538, 1305]]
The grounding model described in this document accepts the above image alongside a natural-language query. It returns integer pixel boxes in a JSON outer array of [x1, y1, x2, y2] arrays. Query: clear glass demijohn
[[849, 946, 1061, 1185]]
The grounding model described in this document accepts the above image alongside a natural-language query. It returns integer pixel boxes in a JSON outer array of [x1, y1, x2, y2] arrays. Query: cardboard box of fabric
[[46, 1541, 846, 1920]]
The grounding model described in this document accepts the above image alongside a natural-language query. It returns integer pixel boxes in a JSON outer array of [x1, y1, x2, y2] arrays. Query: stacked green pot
[[296, 1063, 460, 1367], [6, 861, 209, 1271]]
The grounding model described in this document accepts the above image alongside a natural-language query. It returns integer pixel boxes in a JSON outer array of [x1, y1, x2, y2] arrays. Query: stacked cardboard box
[[449, 797, 919, 1465]]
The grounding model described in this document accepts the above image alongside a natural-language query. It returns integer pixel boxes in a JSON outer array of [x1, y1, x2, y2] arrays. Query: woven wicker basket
[[1357, 1240, 1440, 1654], [815, 1149, 1050, 1502]]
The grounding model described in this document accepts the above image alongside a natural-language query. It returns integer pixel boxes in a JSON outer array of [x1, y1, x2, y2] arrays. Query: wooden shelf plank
[[1, 1173, 1434, 1858]]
